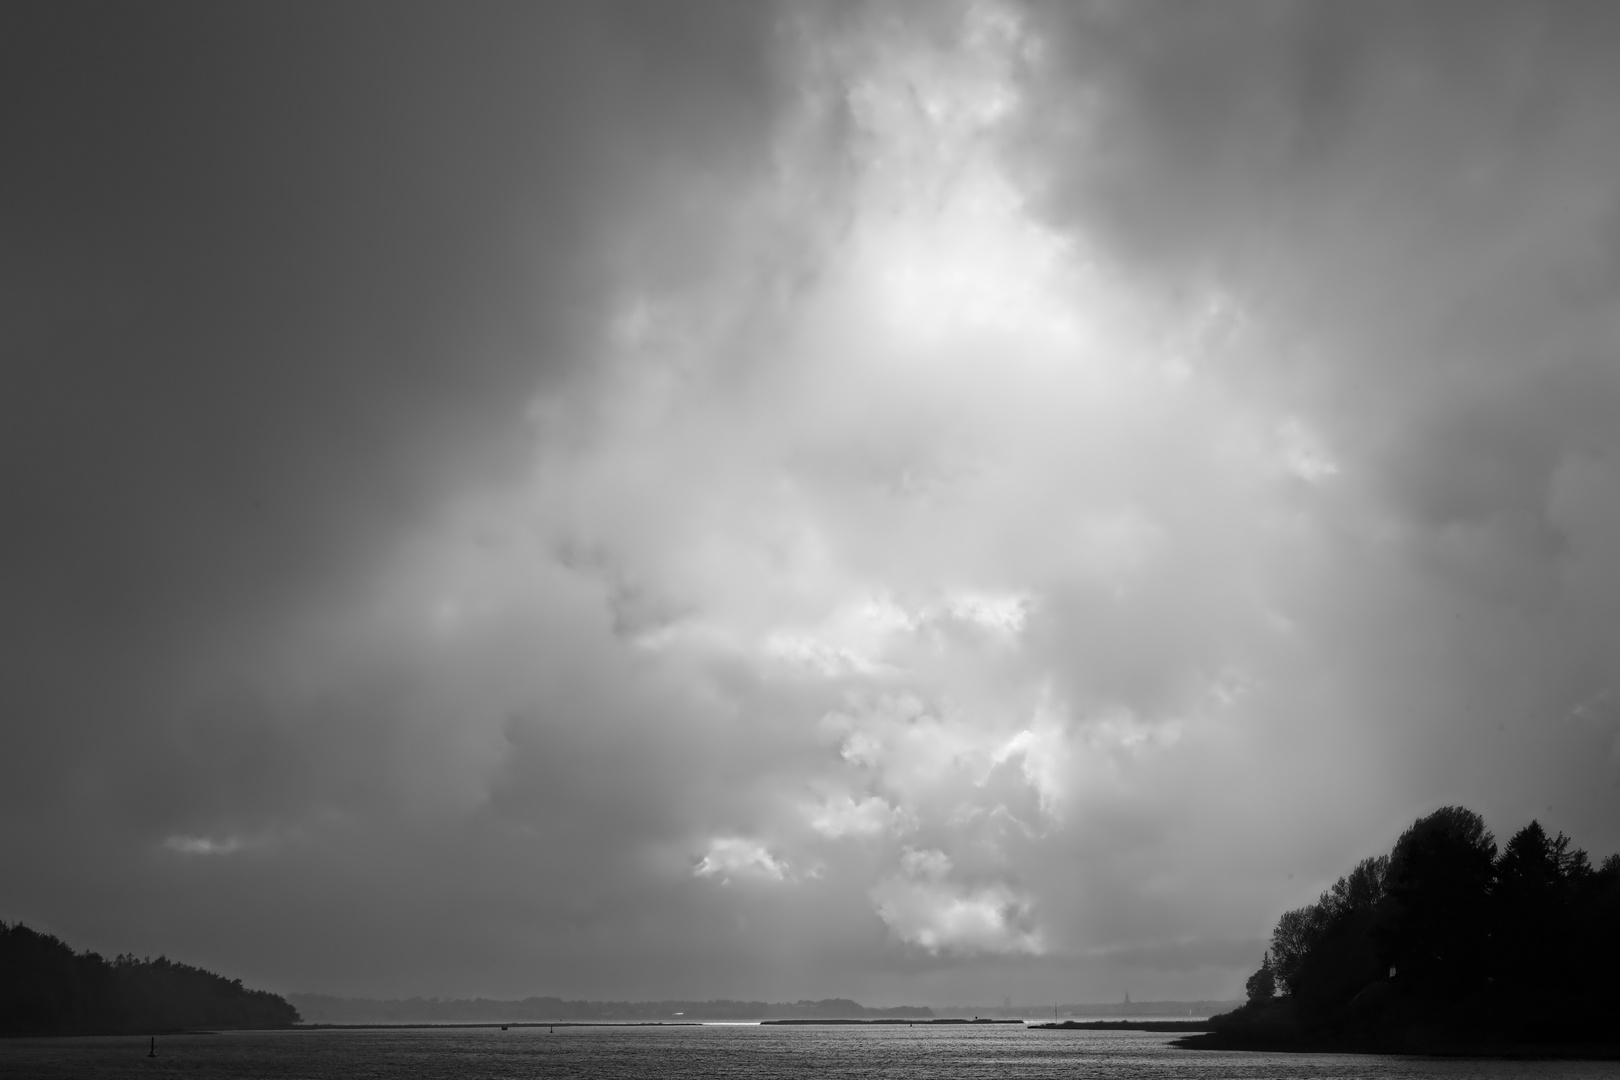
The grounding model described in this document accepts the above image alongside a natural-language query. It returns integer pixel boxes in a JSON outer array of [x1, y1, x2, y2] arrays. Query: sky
[[3, 0, 1619, 1006]]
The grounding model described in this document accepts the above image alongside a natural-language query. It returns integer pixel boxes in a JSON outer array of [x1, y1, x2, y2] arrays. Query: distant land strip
[[298, 1022, 702, 1029], [1030, 1020, 1214, 1032], [287, 994, 933, 1024], [762, 1018, 1025, 1025], [298, 1018, 1031, 1029], [288, 993, 1240, 1025]]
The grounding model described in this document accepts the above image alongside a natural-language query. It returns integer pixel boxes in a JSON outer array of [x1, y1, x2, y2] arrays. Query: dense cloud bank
[[3, 1, 1618, 1003]]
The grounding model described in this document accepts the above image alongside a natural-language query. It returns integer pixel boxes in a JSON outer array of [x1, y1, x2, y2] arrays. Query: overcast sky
[[5, 0, 1620, 1006]]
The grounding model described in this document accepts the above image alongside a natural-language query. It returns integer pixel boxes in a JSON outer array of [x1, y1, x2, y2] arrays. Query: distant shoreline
[[298, 1018, 1029, 1029], [762, 1018, 1025, 1026], [0, 1024, 699, 1037], [284, 992, 1241, 1027], [1032, 1020, 1212, 1032]]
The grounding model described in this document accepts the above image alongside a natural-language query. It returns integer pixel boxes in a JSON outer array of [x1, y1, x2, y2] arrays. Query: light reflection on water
[[2, 1025, 1613, 1079]]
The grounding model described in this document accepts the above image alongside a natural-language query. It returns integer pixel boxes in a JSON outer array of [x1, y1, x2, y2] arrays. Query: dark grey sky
[[4, 1, 1619, 1005]]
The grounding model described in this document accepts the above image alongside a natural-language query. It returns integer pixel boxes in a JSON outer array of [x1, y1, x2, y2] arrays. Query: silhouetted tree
[[1492, 821, 1586, 991], [1268, 905, 1327, 995], [1260, 856, 1389, 1021], [1376, 806, 1495, 994], [1577, 853, 1620, 1004], [1244, 952, 1275, 1004], [1268, 854, 1388, 1003], [1324, 855, 1388, 913]]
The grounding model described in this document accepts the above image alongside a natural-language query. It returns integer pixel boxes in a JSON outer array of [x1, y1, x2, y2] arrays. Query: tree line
[[1235, 806, 1620, 1047], [1, 920, 300, 1034]]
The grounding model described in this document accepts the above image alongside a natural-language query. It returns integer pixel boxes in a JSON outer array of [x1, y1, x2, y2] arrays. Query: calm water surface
[[2, 1025, 1612, 1079]]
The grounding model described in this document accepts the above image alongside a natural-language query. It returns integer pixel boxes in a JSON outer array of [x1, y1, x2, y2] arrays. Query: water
[[2, 1025, 1612, 1079]]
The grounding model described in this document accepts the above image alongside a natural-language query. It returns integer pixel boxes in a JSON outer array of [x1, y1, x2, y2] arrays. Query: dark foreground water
[[3, 1025, 1614, 1079]]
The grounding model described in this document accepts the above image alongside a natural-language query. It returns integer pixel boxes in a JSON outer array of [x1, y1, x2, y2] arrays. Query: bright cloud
[[164, 835, 252, 857], [872, 847, 1042, 955], [806, 793, 910, 839], [379, 1, 1347, 987], [694, 838, 788, 883]]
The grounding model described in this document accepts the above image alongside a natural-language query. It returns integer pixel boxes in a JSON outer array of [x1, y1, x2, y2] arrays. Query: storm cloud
[[4, 1, 1618, 1006]]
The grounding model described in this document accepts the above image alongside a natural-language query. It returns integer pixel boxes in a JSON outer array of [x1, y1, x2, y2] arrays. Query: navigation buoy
[[148, 1036, 156, 1058]]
